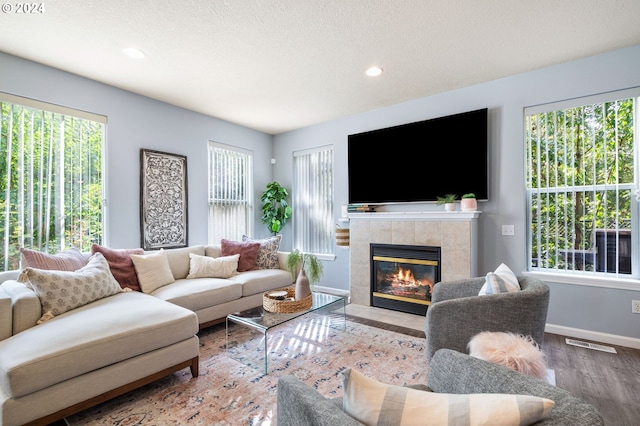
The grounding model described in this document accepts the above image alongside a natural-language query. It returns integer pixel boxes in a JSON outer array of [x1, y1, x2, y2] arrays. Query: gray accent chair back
[[425, 275, 550, 362]]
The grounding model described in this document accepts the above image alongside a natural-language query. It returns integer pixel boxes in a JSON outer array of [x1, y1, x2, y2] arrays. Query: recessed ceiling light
[[366, 66, 383, 77], [123, 47, 145, 59]]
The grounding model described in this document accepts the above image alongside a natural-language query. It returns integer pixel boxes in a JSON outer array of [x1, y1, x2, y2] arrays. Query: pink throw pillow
[[91, 244, 144, 291], [220, 239, 261, 272], [20, 247, 88, 271]]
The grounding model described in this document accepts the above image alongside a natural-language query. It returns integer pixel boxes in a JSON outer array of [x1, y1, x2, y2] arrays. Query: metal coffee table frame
[[226, 292, 346, 374]]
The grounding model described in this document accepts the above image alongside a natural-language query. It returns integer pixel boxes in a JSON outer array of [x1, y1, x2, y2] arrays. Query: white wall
[[0, 52, 276, 249], [273, 45, 640, 346]]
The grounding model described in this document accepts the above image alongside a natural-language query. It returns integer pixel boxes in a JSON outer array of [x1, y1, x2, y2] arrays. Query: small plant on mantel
[[436, 194, 457, 205], [461, 193, 478, 211], [436, 194, 457, 212]]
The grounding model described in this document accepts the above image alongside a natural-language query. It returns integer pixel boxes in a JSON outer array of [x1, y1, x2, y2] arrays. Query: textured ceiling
[[1, 0, 640, 134]]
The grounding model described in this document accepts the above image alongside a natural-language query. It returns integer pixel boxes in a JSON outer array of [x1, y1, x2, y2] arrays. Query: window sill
[[524, 270, 640, 291]]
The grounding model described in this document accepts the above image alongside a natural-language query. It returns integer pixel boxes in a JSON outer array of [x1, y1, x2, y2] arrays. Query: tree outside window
[[0, 97, 104, 271], [526, 95, 635, 277]]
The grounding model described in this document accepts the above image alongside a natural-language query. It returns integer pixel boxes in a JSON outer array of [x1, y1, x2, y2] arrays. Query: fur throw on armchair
[[468, 331, 548, 379]]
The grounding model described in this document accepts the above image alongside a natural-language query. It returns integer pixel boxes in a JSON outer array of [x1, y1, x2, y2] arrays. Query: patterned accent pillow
[[18, 252, 122, 322], [186, 253, 239, 279], [20, 247, 88, 271], [242, 234, 282, 269], [91, 244, 144, 291], [130, 250, 175, 294], [220, 239, 261, 272], [341, 368, 554, 426], [478, 263, 520, 295]]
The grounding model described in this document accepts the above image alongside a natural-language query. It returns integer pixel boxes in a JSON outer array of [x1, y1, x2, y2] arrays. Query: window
[[208, 142, 253, 243], [525, 90, 638, 279], [0, 93, 105, 271], [293, 146, 333, 255]]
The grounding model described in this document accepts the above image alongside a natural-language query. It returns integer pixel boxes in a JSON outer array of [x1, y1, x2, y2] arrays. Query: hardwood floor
[[349, 315, 640, 426], [542, 333, 640, 426]]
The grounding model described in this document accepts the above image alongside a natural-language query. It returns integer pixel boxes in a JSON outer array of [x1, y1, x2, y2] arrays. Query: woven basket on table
[[263, 288, 312, 313]]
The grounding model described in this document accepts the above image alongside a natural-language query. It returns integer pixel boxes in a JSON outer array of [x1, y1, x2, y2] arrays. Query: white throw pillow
[[130, 250, 175, 293], [186, 253, 239, 279], [341, 368, 554, 426], [478, 263, 520, 295], [19, 252, 122, 322]]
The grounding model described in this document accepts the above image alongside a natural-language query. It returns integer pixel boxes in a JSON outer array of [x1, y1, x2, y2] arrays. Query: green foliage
[[0, 102, 103, 270], [260, 181, 292, 234], [462, 193, 476, 199], [436, 194, 457, 205], [526, 98, 634, 272], [286, 248, 324, 285]]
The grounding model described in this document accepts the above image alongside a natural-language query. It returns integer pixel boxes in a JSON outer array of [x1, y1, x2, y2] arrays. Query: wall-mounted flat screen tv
[[348, 108, 488, 204]]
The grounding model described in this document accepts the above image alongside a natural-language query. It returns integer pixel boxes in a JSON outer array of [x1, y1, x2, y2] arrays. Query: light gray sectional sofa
[[277, 349, 605, 426], [0, 244, 293, 426]]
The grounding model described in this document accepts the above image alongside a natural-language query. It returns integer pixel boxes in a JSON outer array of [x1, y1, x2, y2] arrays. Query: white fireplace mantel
[[347, 211, 481, 220]]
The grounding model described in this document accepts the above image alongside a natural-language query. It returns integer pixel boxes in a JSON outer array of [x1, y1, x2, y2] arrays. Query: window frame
[[0, 92, 107, 270], [524, 88, 640, 291], [292, 145, 335, 259], [207, 141, 254, 244]]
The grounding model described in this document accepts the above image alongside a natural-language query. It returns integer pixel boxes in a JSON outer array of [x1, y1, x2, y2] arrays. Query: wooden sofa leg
[[190, 356, 200, 377]]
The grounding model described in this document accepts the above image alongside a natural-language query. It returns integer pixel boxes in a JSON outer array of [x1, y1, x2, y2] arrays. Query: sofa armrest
[[428, 349, 604, 426], [431, 277, 486, 302], [0, 287, 11, 341], [0, 280, 41, 334], [277, 376, 363, 426]]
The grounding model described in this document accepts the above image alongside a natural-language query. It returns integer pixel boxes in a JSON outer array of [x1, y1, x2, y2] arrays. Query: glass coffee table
[[226, 292, 346, 374]]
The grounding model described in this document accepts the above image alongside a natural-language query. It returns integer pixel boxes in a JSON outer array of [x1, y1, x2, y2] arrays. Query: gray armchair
[[276, 349, 603, 426], [425, 275, 550, 362]]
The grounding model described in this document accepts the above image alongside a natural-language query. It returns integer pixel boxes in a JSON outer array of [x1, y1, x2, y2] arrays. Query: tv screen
[[348, 108, 488, 204]]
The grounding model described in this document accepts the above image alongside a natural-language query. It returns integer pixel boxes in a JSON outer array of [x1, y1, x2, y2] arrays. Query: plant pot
[[295, 269, 312, 300], [460, 198, 477, 211], [444, 203, 456, 212]]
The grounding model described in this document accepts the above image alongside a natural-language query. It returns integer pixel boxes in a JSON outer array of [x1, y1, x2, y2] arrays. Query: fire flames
[[383, 267, 434, 298]]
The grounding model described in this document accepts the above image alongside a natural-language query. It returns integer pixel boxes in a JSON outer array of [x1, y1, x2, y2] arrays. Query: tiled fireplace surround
[[348, 212, 480, 308]]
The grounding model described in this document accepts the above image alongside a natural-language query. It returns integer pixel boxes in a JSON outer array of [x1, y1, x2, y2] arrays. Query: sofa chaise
[[0, 242, 293, 425]]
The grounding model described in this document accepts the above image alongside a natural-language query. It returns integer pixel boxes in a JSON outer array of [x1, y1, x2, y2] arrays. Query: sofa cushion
[[150, 277, 243, 312], [186, 253, 239, 279], [20, 247, 88, 271], [242, 234, 282, 269], [130, 250, 175, 293], [342, 368, 554, 426], [163, 245, 205, 279], [19, 252, 122, 322], [91, 244, 144, 291], [228, 269, 293, 297], [0, 291, 198, 398], [479, 263, 520, 295], [221, 239, 260, 272]]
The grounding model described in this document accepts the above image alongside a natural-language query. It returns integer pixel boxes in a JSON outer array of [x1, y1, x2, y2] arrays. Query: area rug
[[65, 315, 428, 425]]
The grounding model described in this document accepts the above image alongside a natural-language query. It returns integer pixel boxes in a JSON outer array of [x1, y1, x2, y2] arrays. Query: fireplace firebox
[[370, 243, 441, 316]]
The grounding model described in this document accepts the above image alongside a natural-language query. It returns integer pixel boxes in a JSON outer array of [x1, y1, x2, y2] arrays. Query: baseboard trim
[[314, 285, 349, 299], [545, 323, 640, 349]]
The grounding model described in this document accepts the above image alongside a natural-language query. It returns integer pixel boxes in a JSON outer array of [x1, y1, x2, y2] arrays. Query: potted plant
[[286, 249, 324, 300], [260, 181, 293, 234], [460, 193, 478, 211], [436, 194, 457, 212]]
